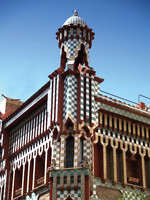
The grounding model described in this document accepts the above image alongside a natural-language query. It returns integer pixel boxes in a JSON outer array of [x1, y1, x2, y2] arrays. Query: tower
[[48, 11, 104, 200]]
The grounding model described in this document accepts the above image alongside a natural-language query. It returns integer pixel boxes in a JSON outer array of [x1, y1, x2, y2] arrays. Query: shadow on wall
[[96, 186, 122, 200]]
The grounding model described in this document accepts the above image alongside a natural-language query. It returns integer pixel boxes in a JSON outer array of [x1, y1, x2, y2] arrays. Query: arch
[[60, 46, 67, 69], [74, 44, 88, 71], [65, 195, 73, 200], [82, 125, 90, 137], [65, 136, 74, 168], [65, 117, 74, 133], [53, 128, 59, 139]]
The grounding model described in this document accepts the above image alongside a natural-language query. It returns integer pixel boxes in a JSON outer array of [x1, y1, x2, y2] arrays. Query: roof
[[63, 10, 87, 26], [0, 110, 13, 120], [96, 94, 150, 118]]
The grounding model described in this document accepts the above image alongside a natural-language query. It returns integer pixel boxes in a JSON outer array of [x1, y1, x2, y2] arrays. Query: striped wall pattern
[[91, 75, 96, 124], [47, 75, 59, 127], [98, 111, 150, 141], [10, 132, 52, 170], [94, 127, 150, 157], [79, 71, 101, 125], [9, 102, 47, 155], [63, 75, 77, 122]]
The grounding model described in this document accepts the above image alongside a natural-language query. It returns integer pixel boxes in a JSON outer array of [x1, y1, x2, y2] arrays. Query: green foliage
[[118, 191, 147, 200]]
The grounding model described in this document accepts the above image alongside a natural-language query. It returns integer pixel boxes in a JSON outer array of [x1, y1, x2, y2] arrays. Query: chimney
[[137, 102, 145, 110]]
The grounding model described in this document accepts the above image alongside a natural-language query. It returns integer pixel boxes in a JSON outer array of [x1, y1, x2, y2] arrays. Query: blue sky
[[0, 0, 150, 105]]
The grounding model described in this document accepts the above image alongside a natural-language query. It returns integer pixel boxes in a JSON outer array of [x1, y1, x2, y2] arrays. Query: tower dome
[[56, 10, 95, 70], [63, 10, 87, 26]]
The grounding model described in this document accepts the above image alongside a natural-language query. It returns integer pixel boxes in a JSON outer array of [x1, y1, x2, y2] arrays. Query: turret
[[56, 10, 95, 71]]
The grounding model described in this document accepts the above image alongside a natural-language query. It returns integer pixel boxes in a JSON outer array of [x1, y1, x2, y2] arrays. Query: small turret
[[56, 10, 95, 71]]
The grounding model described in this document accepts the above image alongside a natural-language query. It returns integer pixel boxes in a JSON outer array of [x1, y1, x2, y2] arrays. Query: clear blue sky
[[0, 0, 150, 105]]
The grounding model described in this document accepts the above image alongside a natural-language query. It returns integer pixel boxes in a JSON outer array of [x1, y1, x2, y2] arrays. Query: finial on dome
[[73, 9, 78, 16]]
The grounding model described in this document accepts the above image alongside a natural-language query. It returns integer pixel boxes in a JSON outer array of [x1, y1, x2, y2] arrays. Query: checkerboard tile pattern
[[52, 139, 60, 168], [94, 80, 100, 96], [62, 30, 90, 62], [74, 134, 79, 168], [100, 102, 150, 124], [57, 183, 81, 200], [83, 138, 91, 165], [86, 73, 90, 120], [95, 101, 101, 127], [91, 75, 96, 124], [92, 177, 150, 199], [63, 75, 77, 123], [60, 135, 65, 169], [80, 72, 84, 121]]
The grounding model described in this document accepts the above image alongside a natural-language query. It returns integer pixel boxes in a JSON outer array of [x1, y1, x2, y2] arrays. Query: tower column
[[32, 157, 36, 190], [26, 160, 30, 193], [122, 149, 127, 186], [141, 154, 146, 189], [113, 147, 117, 184]]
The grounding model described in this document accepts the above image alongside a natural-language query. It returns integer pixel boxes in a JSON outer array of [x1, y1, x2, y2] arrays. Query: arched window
[[14, 167, 23, 197], [145, 155, 150, 189], [116, 148, 123, 183], [65, 136, 74, 168], [126, 151, 142, 186], [106, 144, 113, 181], [80, 137, 84, 163], [94, 141, 103, 179], [35, 153, 45, 187]]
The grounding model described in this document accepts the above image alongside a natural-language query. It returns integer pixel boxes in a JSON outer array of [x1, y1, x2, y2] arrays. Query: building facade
[[0, 11, 150, 200]]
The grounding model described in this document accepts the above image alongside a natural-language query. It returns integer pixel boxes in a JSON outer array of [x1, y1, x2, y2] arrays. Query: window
[[106, 145, 113, 181], [116, 149, 123, 183], [145, 156, 150, 189], [94, 141, 103, 179], [65, 136, 74, 168], [80, 137, 84, 163], [126, 152, 142, 186]]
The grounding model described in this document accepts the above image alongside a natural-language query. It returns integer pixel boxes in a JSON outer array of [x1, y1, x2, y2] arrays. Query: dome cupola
[[63, 10, 87, 26]]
